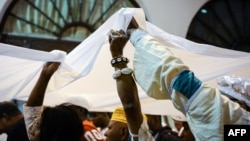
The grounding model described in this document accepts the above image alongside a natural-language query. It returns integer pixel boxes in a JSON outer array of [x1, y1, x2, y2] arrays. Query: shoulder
[[82, 120, 105, 141]]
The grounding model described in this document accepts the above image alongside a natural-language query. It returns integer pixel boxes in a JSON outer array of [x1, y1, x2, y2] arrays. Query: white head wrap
[[217, 75, 250, 107]]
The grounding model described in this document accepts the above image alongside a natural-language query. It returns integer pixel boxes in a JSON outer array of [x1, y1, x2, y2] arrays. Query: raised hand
[[108, 29, 129, 58], [127, 17, 139, 30], [127, 17, 139, 36], [27, 62, 60, 106], [41, 62, 61, 78]]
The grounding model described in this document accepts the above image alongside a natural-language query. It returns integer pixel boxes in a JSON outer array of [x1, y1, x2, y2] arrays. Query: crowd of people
[[0, 16, 250, 141]]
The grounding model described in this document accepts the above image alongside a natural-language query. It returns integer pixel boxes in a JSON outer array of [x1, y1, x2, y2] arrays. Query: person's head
[[105, 107, 129, 141], [89, 111, 110, 129], [155, 128, 182, 141], [170, 116, 195, 141], [61, 102, 89, 121], [0, 101, 22, 134], [40, 104, 83, 141], [170, 115, 186, 132], [146, 114, 163, 136], [105, 107, 148, 141], [173, 120, 183, 132]]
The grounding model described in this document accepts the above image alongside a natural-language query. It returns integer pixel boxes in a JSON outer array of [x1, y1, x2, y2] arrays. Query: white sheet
[[0, 8, 249, 117]]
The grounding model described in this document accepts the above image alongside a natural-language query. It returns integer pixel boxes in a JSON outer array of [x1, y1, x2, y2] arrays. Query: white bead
[[121, 67, 133, 74], [112, 67, 133, 79], [113, 70, 121, 79]]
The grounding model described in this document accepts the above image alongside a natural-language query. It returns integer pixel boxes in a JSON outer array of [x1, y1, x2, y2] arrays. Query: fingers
[[108, 29, 127, 43], [45, 62, 60, 67], [108, 33, 112, 43], [119, 29, 126, 35], [45, 62, 60, 71], [127, 17, 139, 30]]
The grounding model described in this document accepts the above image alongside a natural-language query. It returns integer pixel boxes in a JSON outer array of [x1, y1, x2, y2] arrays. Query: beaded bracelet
[[113, 67, 133, 79], [111, 56, 129, 67]]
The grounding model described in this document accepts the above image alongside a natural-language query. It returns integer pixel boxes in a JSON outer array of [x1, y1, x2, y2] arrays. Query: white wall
[[137, 0, 209, 37]]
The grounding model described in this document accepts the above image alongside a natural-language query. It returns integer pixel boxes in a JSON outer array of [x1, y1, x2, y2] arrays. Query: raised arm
[[26, 62, 60, 106], [108, 29, 143, 139], [23, 62, 60, 141], [126, 17, 250, 141]]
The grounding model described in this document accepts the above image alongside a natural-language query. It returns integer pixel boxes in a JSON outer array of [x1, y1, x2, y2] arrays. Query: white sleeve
[[130, 29, 189, 100], [23, 104, 43, 141]]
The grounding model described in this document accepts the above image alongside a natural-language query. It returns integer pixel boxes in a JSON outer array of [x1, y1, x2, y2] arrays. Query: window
[[0, 0, 140, 52], [186, 0, 250, 52]]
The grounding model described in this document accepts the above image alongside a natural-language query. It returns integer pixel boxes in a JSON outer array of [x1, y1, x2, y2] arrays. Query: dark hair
[[0, 101, 21, 118], [61, 103, 89, 120], [155, 127, 182, 141], [40, 105, 83, 141]]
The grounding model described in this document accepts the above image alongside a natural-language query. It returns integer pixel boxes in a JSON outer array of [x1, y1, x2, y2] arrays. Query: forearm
[[114, 63, 143, 135], [26, 71, 53, 106]]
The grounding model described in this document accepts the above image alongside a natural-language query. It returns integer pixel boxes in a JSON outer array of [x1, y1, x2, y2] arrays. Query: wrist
[[111, 54, 123, 58], [127, 28, 135, 36], [112, 67, 133, 79], [114, 63, 127, 70], [111, 56, 129, 67]]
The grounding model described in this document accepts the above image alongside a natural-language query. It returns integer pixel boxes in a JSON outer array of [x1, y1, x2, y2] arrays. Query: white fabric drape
[[0, 8, 249, 116]]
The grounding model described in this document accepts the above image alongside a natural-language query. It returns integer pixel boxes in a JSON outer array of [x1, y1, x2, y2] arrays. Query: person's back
[[0, 101, 29, 141], [82, 120, 106, 141]]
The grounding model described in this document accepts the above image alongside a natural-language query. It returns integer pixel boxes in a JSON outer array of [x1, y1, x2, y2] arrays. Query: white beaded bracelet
[[113, 67, 133, 79]]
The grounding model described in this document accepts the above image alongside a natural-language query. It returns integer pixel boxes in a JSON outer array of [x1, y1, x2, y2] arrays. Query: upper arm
[[23, 105, 42, 141]]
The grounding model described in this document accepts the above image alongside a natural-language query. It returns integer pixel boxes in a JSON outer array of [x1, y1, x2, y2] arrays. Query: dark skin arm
[[109, 29, 142, 141], [26, 62, 60, 106], [127, 17, 139, 35]]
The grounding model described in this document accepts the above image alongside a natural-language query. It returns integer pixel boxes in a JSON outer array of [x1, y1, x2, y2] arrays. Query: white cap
[[170, 114, 186, 121]]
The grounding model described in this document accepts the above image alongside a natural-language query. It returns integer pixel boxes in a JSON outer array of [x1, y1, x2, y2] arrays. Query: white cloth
[[0, 134, 7, 141], [0, 8, 144, 102], [1, 8, 250, 117]]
